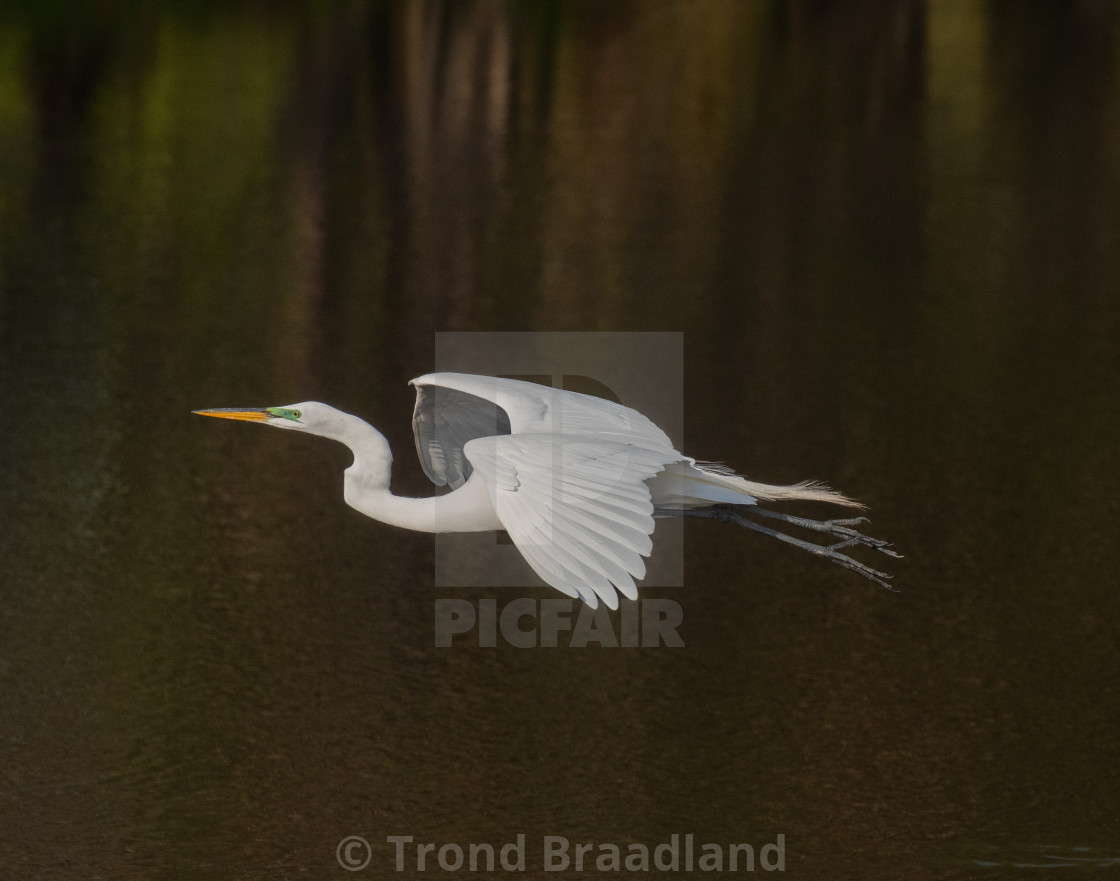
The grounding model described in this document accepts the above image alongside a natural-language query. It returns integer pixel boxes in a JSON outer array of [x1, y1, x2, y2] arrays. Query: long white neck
[[320, 411, 495, 534]]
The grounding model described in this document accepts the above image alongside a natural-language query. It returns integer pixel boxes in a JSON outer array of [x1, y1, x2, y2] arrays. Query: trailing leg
[[681, 505, 899, 591], [745, 505, 902, 558]]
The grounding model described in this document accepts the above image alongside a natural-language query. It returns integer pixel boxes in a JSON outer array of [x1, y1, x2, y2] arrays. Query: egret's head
[[193, 401, 346, 436], [195, 400, 388, 467]]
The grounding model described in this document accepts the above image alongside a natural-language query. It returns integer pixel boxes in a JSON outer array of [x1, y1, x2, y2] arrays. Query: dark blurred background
[[1, 1, 1118, 878]]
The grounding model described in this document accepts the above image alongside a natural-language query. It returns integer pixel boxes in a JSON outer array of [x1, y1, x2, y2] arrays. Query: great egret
[[195, 373, 899, 608]]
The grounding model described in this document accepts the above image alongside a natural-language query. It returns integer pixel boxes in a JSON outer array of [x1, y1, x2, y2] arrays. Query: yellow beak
[[193, 408, 271, 422]]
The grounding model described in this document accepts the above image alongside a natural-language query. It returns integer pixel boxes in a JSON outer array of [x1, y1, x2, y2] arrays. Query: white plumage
[[196, 373, 898, 607]]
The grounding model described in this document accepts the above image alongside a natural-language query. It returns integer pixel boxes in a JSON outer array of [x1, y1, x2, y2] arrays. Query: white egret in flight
[[195, 373, 899, 608]]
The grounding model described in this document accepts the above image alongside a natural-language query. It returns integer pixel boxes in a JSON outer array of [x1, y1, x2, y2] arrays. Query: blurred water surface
[[1, 1, 1118, 878]]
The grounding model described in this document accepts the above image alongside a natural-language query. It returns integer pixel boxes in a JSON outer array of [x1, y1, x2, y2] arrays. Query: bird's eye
[[292, 410, 301, 419]]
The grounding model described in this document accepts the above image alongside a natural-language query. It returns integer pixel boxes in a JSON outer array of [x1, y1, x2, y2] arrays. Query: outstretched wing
[[462, 434, 679, 609], [410, 373, 677, 490]]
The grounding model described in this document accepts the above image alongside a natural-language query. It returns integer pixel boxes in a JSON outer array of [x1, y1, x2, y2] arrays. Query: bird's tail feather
[[657, 460, 864, 509]]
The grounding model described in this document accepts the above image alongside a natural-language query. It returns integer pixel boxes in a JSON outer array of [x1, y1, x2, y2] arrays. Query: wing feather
[[411, 384, 511, 488], [411, 372, 676, 454], [463, 434, 677, 608]]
